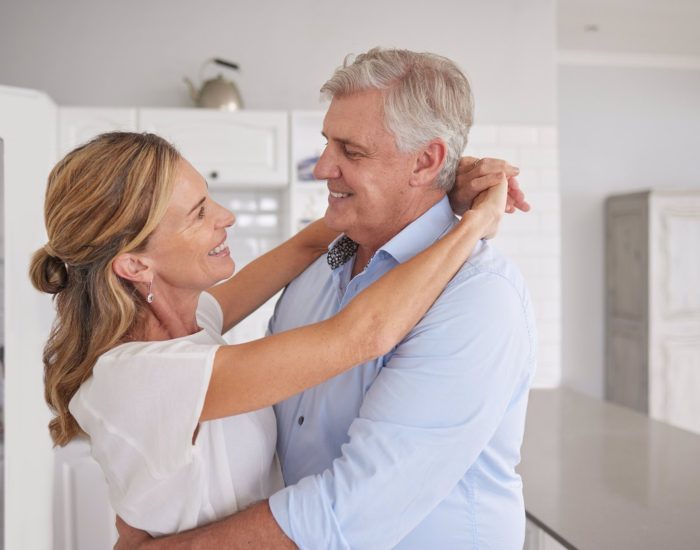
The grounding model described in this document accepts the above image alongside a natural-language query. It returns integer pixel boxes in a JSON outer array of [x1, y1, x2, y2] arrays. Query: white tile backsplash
[[467, 124, 560, 388]]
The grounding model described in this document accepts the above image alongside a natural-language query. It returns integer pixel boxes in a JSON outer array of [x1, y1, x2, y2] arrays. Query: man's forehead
[[323, 91, 386, 144]]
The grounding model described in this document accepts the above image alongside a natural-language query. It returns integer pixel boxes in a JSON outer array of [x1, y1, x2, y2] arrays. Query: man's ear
[[112, 253, 151, 284], [409, 139, 447, 188]]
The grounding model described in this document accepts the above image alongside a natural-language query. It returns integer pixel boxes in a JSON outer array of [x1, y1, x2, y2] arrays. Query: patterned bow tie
[[327, 235, 359, 269]]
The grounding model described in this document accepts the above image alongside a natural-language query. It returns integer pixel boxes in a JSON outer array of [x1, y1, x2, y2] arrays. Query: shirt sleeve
[[269, 268, 535, 549]]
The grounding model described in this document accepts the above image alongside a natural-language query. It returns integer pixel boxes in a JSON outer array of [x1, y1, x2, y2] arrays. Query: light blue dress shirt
[[268, 196, 537, 549]]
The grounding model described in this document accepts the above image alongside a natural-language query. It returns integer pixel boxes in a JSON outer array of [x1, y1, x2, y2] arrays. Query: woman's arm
[[200, 175, 508, 421], [209, 156, 524, 335], [207, 220, 339, 333]]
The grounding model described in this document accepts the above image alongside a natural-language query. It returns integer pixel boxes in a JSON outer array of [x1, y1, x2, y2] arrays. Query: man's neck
[[349, 193, 444, 278]]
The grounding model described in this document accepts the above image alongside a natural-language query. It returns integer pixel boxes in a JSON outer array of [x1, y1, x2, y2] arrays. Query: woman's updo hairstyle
[[32, 244, 69, 294], [29, 132, 181, 446]]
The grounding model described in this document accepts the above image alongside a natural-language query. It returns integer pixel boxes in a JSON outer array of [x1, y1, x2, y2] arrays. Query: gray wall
[[559, 64, 700, 397], [0, 0, 556, 125]]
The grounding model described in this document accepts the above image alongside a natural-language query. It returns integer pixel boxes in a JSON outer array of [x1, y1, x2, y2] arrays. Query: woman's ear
[[112, 253, 151, 284], [409, 139, 447, 188]]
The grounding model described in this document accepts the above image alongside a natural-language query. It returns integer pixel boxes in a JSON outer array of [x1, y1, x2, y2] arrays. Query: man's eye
[[197, 206, 206, 219], [344, 147, 361, 158]]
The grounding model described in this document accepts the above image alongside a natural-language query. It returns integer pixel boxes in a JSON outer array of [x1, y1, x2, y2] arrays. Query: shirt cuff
[[268, 475, 350, 550]]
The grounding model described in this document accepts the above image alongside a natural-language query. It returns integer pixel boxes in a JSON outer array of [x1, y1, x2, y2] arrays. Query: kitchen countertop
[[518, 388, 700, 549]]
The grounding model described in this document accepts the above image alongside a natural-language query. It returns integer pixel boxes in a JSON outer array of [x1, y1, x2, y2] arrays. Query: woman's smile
[[208, 238, 230, 257]]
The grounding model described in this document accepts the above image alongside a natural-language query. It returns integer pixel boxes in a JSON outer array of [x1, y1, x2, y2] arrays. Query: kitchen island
[[519, 388, 700, 549]]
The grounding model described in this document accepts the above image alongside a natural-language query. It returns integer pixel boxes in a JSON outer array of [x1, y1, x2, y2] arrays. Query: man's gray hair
[[320, 47, 473, 192]]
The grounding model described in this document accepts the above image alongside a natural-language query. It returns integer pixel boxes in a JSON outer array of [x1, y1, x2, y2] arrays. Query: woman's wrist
[[297, 219, 340, 255], [459, 207, 496, 240]]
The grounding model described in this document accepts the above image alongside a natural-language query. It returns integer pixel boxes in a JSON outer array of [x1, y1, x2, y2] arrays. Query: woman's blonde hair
[[29, 132, 181, 446]]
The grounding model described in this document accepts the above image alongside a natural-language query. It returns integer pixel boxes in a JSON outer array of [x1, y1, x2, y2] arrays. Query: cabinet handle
[[209, 171, 219, 180]]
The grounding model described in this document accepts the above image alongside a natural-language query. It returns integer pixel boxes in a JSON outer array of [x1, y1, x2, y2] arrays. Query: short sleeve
[[70, 339, 218, 480]]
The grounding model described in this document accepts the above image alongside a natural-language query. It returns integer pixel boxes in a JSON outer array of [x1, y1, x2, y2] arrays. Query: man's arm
[[268, 267, 535, 548], [115, 501, 294, 550], [117, 267, 533, 550]]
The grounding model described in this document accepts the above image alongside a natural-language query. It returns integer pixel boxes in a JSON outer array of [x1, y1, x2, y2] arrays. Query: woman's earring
[[147, 280, 154, 304]]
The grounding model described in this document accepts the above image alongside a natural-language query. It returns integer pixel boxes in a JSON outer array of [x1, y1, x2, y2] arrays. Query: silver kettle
[[184, 58, 244, 111]]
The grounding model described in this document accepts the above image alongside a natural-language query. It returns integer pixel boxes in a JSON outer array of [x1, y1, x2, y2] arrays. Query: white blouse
[[69, 292, 283, 536]]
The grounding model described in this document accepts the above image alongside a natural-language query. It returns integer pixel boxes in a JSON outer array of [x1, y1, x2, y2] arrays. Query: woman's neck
[[133, 291, 201, 342]]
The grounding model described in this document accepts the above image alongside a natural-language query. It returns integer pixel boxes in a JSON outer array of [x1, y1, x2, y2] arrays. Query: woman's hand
[[466, 172, 508, 240], [449, 156, 530, 216]]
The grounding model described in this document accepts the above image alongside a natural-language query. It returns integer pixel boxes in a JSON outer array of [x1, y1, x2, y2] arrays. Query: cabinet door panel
[[58, 108, 137, 157], [139, 109, 288, 186]]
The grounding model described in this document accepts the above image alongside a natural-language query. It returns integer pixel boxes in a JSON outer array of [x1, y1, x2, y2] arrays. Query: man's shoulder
[[450, 240, 529, 304]]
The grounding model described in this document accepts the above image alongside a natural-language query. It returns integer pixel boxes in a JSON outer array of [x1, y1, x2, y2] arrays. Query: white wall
[[559, 62, 700, 398], [0, 0, 556, 125]]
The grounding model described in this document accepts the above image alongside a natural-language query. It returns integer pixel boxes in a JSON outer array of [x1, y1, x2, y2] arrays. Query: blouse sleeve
[[70, 339, 218, 483]]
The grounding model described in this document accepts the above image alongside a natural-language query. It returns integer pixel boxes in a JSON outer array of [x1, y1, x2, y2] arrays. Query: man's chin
[[322, 212, 348, 234]]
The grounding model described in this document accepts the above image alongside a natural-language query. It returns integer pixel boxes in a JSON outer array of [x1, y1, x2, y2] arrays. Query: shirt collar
[[380, 196, 456, 264], [325, 196, 456, 269]]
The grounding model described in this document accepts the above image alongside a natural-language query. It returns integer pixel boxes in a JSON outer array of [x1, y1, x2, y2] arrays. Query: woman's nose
[[313, 147, 340, 180], [217, 204, 236, 228]]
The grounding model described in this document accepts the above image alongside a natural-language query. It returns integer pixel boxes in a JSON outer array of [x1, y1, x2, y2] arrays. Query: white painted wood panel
[[0, 85, 57, 549], [607, 190, 700, 434], [53, 438, 116, 550], [57, 107, 137, 157], [139, 109, 288, 186]]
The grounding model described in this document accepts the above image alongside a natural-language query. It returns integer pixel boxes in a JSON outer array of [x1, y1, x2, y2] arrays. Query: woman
[[30, 132, 508, 536]]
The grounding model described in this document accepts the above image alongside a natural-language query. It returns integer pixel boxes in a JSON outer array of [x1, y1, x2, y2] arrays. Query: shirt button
[[298, 416, 305, 426]]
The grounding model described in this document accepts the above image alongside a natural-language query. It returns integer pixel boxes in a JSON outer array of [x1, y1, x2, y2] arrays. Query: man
[[119, 47, 534, 549]]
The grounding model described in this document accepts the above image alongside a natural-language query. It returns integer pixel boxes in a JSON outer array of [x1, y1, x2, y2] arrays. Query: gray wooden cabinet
[[605, 190, 700, 434]]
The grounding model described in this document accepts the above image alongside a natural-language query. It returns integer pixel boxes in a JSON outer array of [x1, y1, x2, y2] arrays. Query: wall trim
[[558, 50, 700, 70]]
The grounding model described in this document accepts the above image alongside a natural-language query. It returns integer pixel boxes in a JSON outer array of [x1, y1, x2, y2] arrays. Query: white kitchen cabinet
[[139, 109, 288, 186], [1, 85, 58, 549], [289, 110, 328, 234], [606, 190, 700, 434], [58, 107, 137, 157], [53, 438, 116, 549]]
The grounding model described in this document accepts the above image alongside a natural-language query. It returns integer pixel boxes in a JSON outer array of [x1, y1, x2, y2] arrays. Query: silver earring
[[147, 280, 154, 303]]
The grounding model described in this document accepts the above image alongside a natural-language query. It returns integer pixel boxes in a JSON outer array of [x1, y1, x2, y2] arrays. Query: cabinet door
[[53, 438, 116, 550], [138, 109, 288, 186], [58, 108, 138, 157], [649, 192, 700, 434]]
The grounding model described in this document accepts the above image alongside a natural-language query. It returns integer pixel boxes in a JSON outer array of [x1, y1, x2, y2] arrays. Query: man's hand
[[115, 516, 152, 550], [449, 156, 531, 216]]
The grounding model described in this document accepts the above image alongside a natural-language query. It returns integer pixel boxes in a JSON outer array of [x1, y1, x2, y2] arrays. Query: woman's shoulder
[[197, 291, 224, 334]]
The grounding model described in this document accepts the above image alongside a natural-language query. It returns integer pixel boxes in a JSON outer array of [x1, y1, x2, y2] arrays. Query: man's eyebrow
[[187, 196, 206, 215], [321, 131, 367, 150]]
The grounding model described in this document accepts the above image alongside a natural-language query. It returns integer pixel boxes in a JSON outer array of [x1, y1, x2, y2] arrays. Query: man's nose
[[313, 148, 340, 180]]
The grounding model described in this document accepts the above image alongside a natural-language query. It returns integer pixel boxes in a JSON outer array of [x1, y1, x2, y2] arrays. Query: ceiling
[[558, 0, 700, 56]]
